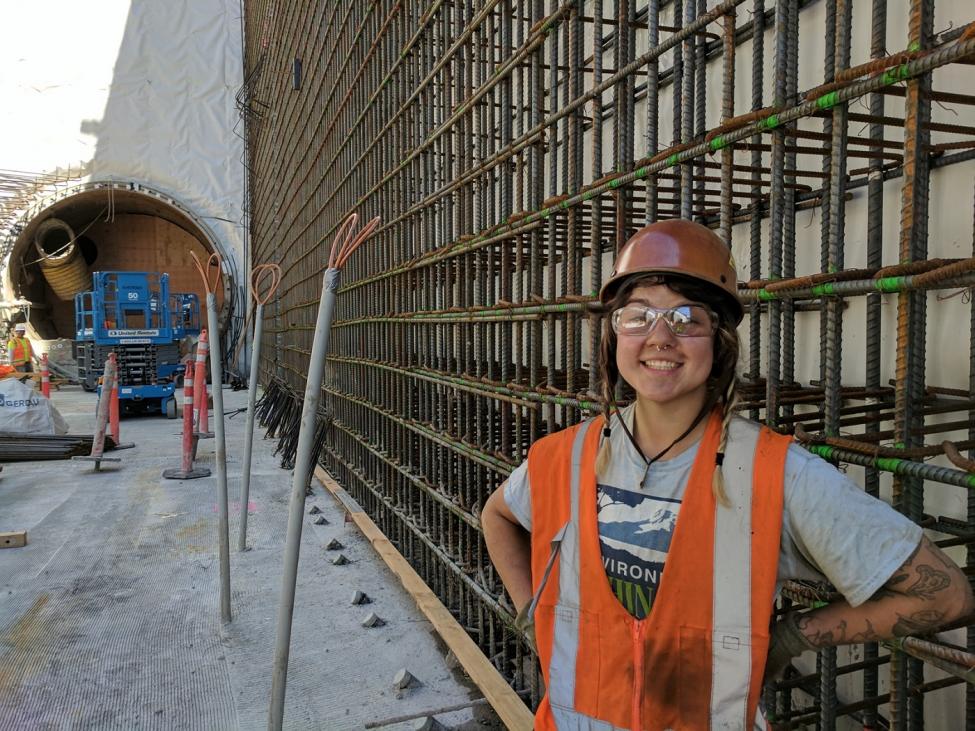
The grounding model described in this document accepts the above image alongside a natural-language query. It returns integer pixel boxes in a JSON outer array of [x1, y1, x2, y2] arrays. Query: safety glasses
[[611, 303, 717, 338]]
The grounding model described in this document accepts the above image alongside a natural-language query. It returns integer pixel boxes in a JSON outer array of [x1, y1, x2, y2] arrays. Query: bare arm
[[482, 482, 533, 611], [795, 536, 974, 647]]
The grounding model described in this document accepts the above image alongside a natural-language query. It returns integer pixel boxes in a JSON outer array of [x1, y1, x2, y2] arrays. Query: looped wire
[[190, 251, 223, 295], [251, 263, 282, 305], [327, 212, 382, 271]]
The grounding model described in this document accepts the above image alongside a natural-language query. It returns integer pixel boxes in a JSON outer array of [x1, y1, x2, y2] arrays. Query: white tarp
[[0, 0, 245, 270], [0, 378, 68, 435]]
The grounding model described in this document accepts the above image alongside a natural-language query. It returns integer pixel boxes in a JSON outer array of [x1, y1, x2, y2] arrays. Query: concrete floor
[[0, 385, 493, 730]]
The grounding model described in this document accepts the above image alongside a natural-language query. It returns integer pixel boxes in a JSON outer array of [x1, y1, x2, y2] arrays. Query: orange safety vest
[[526, 411, 791, 730], [8, 336, 32, 365]]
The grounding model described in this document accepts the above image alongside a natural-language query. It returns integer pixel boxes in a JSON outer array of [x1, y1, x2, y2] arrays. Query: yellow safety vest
[[8, 336, 32, 366]]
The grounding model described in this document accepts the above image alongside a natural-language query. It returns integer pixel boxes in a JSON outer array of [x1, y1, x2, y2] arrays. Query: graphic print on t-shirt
[[597, 483, 681, 620]]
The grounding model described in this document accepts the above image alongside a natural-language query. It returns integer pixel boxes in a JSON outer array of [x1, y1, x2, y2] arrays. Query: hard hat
[[13, 323, 26, 332], [598, 219, 744, 324]]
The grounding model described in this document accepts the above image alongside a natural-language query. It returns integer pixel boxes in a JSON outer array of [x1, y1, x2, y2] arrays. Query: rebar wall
[[242, 1, 975, 726]]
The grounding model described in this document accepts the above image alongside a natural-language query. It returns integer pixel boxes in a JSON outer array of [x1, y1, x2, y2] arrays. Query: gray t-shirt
[[503, 405, 922, 619]]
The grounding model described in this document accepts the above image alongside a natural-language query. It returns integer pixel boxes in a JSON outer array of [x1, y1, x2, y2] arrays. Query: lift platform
[[73, 271, 201, 416]]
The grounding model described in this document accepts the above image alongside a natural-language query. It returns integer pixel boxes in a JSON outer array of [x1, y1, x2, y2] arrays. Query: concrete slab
[[0, 386, 494, 730]]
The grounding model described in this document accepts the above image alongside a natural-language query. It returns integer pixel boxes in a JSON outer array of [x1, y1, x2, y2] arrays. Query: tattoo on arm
[[793, 537, 969, 650], [882, 537, 965, 602], [903, 565, 951, 600], [798, 616, 882, 647], [846, 618, 880, 643], [892, 609, 946, 637], [796, 615, 839, 648]]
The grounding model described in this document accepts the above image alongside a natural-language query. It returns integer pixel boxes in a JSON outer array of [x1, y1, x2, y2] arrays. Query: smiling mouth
[[640, 359, 681, 371]]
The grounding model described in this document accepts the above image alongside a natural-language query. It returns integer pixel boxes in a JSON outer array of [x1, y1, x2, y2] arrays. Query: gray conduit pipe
[[239, 264, 282, 551], [192, 252, 233, 624], [268, 213, 379, 731]]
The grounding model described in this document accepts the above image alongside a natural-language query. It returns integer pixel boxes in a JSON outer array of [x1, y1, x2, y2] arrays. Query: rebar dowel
[[206, 292, 232, 624], [268, 215, 376, 731], [239, 303, 264, 552], [240, 262, 281, 551], [268, 268, 338, 731], [190, 251, 231, 623]]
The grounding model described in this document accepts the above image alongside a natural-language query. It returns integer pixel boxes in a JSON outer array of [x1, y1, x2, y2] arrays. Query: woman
[[482, 219, 972, 730]]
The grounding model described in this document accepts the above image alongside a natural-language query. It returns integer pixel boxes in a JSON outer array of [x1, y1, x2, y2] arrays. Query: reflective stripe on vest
[[526, 411, 790, 730]]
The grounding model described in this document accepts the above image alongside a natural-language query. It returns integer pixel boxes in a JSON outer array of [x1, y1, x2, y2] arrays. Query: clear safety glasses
[[610, 303, 718, 338]]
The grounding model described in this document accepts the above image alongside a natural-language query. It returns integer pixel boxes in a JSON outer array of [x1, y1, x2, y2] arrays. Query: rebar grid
[[243, 1, 975, 725]]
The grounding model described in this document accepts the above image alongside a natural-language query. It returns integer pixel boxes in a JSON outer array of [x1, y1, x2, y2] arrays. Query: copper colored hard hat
[[599, 219, 744, 324]]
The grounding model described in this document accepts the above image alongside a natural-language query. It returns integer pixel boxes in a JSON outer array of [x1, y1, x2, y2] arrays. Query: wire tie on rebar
[[875, 276, 902, 293], [880, 64, 911, 85], [709, 135, 727, 152], [666, 153, 679, 167], [815, 91, 840, 110]]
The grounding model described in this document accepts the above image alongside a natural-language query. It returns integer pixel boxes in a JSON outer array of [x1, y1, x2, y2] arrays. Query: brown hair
[[595, 274, 741, 504]]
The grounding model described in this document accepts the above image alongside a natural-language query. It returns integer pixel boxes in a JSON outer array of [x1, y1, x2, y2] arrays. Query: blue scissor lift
[[74, 271, 201, 417]]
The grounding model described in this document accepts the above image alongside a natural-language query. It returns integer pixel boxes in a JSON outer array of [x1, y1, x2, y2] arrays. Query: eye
[[619, 305, 648, 329], [670, 306, 693, 324]]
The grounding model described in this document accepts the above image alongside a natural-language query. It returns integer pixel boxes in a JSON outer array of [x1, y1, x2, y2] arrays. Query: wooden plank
[[0, 531, 27, 548], [314, 466, 534, 731]]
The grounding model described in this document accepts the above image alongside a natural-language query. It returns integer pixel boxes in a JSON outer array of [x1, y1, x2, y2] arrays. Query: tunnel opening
[[6, 186, 226, 343]]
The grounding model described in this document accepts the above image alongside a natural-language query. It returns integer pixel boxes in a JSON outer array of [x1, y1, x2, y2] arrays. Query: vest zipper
[[631, 619, 647, 731]]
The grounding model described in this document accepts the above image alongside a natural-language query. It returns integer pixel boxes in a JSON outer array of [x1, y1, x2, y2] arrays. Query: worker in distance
[[7, 322, 34, 373], [482, 219, 973, 729]]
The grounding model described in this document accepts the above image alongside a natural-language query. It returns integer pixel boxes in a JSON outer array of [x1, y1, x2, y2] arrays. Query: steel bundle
[[0, 433, 118, 461], [242, 1, 975, 726]]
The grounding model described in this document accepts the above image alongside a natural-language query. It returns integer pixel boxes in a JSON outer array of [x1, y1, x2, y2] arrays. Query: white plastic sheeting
[[0, 378, 67, 435], [0, 0, 246, 270]]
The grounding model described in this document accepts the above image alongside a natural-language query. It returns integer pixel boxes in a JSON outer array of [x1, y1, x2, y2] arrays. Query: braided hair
[[595, 273, 741, 505]]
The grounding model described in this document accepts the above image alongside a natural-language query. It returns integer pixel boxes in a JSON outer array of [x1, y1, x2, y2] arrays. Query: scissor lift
[[74, 271, 201, 417]]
